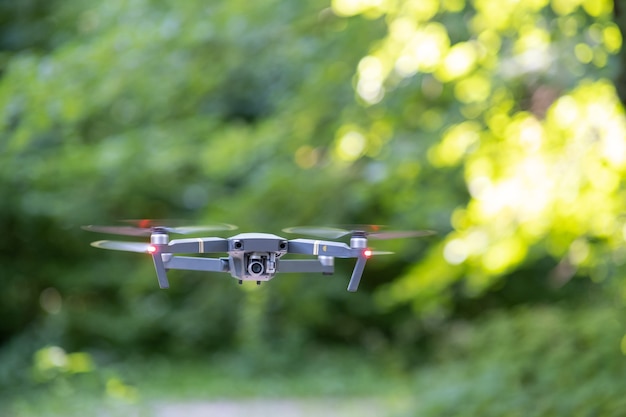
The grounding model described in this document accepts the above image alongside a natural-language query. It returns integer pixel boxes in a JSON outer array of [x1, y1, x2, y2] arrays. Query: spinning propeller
[[282, 224, 436, 240], [82, 220, 237, 237], [83, 221, 238, 289], [90, 240, 154, 253]]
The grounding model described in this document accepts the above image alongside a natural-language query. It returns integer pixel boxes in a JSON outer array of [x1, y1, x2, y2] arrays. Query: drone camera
[[233, 240, 243, 250], [247, 254, 266, 277]]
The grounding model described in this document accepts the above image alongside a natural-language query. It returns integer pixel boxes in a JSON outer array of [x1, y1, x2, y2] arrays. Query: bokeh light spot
[[454, 74, 491, 103], [574, 43, 593, 63], [443, 238, 468, 264], [357, 55, 385, 103], [602, 24, 622, 54], [336, 130, 367, 161], [437, 42, 477, 81]]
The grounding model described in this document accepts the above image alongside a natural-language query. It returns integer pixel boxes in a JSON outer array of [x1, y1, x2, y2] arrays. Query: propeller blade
[[283, 224, 436, 240], [166, 225, 238, 235], [282, 226, 350, 239], [91, 240, 153, 253], [83, 222, 237, 236], [369, 230, 436, 240], [121, 219, 236, 230], [120, 219, 174, 228], [83, 225, 152, 236], [370, 250, 394, 255]]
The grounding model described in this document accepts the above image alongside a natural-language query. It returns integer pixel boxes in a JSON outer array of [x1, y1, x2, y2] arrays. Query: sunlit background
[[2, 0, 626, 415]]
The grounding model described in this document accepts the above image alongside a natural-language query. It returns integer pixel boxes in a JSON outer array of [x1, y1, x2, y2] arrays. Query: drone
[[83, 220, 434, 292]]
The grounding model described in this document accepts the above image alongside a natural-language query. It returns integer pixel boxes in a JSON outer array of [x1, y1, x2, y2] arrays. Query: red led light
[[363, 249, 373, 259], [147, 245, 157, 254]]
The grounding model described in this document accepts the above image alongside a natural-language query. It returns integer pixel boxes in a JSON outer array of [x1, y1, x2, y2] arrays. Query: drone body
[[84, 222, 433, 292]]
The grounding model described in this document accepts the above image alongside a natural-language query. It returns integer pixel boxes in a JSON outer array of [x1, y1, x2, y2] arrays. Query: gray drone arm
[[278, 259, 334, 274], [164, 256, 229, 273], [287, 239, 356, 258], [167, 237, 229, 254]]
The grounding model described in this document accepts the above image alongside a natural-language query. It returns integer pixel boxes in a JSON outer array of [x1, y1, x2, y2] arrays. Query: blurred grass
[[4, 302, 626, 417], [120, 350, 412, 401], [1, 348, 413, 417]]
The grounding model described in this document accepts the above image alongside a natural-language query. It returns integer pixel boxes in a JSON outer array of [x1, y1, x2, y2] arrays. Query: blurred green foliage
[[409, 304, 626, 416], [2, 0, 626, 409], [4, 304, 625, 416]]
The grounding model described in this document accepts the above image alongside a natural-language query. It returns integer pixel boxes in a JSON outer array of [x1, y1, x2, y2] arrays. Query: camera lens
[[248, 260, 264, 276]]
